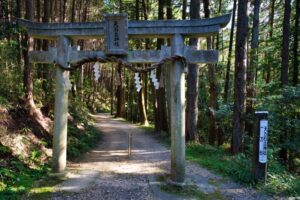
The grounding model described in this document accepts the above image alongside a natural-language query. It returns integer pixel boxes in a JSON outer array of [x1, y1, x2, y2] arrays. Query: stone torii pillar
[[170, 34, 185, 183], [52, 36, 71, 172]]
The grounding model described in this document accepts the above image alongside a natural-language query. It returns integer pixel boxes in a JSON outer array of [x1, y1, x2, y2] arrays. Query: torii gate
[[18, 14, 230, 184]]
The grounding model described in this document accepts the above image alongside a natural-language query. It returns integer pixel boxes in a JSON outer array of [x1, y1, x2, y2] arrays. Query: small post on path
[[253, 111, 268, 182], [128, 132, 132, 157]]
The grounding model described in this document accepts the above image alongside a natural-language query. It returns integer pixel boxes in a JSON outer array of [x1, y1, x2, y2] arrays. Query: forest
[[0, 0, 299, 199]]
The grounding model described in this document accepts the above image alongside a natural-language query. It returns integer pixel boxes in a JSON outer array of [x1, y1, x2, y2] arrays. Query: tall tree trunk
[[166, 0, 172, 19], [203, 0, 218, 145], [223, 0, 237, 103], [186, 0, 200, 142], [245, 0, 260, 136], [59, 0, 67, 22], [135, 0, 139, 20], [279, 0, 292, 164], [77, 0, 83, 22], [62, 0, 67, 22], [35, 0, 41, 50], [155, 0, 168, 132], [23, 0, 34, 103], [293, 0, 299, 86], [71, 0, 76, 22], [281, 0, 291, 86], [111, 66, 114, 115], [182, 0, 187, 19], [22, 0, 52, 133], [38, 0, 51, 103], [141, 0, 148, 19], [138, 72, 149, 125], [231, 0, 248, 155], [115, 65, 125, 117], [266, 0, 275, 83], [216, 0, 222, 50], [142, 0, 149, 113], [14, 0, 22, 67], [134, 2, 149, 125]]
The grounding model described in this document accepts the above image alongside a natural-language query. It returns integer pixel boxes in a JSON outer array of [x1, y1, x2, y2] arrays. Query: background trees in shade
[[0, 0, 299, 173]]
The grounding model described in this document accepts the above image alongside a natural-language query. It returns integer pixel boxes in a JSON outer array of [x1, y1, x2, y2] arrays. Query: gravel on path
[[50, 113, 273, 200]]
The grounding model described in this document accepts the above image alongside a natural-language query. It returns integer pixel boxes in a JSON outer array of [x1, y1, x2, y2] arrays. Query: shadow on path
[[49, 113, 271, 200]]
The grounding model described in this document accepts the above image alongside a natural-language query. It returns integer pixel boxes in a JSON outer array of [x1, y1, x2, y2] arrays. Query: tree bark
[[223, 0, 237, 103], [245, 0, 260, 136], [231, 0, 248, 154], [155, 0, 168, 132], [216, 0, 222, 50], [115, 65, 125, 117], [203, 0, 218, 145], [186, 0, 200, 142], [166, 0, 172, 19], [182, 0, 187, 20], [135, 0, 139, 20], [266, 0, 275, 83], [14, 0, 22, 67], [279, 0, 292, 164], [23, 0, 34, 104], [22, 0, 52, 133], [138, 72, 149, 125], [35, 0, 41, 50], [292, 0, 299, 86], [281, 0, 291, 86], [41, 0, 51, 100], [71, 0, 76, 22], [111, 65, 114, 115]]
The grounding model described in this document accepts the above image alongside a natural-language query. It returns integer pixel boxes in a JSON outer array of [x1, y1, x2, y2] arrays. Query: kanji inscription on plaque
[[105, 14, 128, 55]]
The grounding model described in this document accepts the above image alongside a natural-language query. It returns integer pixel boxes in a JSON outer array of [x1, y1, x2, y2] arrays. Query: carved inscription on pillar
[[105, 14, 128, 55]]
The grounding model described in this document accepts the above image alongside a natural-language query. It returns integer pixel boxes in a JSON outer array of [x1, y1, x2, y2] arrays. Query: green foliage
[[261, 171, 300, 196], [257, 85, 300, 171], [0, 145, 11, 156], [186, 143, 254, 184], [67, 99, 101, 159], [29, 149, 43, 164], [0, 41, 23, 103], [67, 124, 101, 159], [215, 103, 233, 139], [186, 143, 300, 196], [0, 96, 10, 108], [0, 157, 49, 200]]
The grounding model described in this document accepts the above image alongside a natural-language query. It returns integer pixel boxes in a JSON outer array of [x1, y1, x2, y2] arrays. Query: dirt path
[[50, 113, 272, 200]]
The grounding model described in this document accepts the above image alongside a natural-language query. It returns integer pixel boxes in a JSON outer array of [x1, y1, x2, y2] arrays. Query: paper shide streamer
[[150, 70, 160, 90], [62, 65, 72, 90], [93, 61, 101, 81], [134, 72, 142, 92]]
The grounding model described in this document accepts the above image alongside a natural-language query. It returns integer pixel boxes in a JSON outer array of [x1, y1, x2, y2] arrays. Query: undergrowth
[[138, 122, 300, 197], [186, 143, 300, 197], [0, 98, 102, 199], [0, 145, 49, 200], [67, 99, 102, 159], [67, 124, 101, 159]]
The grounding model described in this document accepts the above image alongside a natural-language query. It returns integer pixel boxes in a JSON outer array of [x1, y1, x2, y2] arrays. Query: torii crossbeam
[[18, 13, 230, 184]]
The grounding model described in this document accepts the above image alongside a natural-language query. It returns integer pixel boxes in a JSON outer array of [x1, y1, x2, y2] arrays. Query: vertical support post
[[170, 34, 186, 184], [128, 132, 132, 158], [52, 36, 70, 173], [111, 64, 114, 115], [253, 111, 268, 182]]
